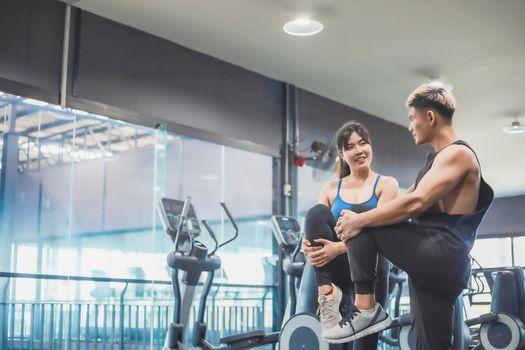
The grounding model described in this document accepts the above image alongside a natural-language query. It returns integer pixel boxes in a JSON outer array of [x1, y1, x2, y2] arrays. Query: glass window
[[161, 137, 275, 285], [0, 99, 274, 288], [471, 237, 513, 268], [513, 236, 525, 266], [1, 91, 275, 346], [297, 164, 337, 222], [0, 103, 6, 181], [7, 102, 164, 284]]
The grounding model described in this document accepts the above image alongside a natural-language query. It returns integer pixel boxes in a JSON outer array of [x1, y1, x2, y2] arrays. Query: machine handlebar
[[200, 202, 239, 257]]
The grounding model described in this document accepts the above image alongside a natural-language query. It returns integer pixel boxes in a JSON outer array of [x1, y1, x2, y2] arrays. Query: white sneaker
[[317, 284, 343, 335], [323, 303, 392, 344]]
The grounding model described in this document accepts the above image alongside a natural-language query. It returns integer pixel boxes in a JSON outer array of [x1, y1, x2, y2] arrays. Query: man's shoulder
[[438, 143, 476, 160], [436, 144, 479, 169]]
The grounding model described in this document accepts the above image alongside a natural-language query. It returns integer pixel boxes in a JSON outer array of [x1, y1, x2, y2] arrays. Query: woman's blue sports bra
[[330, 175, 381, 219]]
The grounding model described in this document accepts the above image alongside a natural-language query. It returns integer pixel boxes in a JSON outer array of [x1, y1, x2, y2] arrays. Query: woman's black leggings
[[304, 204, 390, 350]]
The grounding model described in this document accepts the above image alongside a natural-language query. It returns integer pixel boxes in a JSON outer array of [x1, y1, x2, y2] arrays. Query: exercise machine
[[158, 197, 277, 349], [465, 267, 525, 350]]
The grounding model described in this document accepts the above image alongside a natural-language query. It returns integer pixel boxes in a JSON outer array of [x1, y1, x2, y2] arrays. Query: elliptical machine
[[271, 215, 414, 350], [271, 215, 334, 350], [158, 197, 277, 350], [463, 267, 525, 350]]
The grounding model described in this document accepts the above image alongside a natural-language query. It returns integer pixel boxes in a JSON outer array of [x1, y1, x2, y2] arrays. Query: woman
[[302, 121, 398, 348]]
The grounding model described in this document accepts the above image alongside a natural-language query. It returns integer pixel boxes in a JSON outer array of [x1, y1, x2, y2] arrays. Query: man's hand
[[335, 210, 362, 241], [302, 239, 344, 267]]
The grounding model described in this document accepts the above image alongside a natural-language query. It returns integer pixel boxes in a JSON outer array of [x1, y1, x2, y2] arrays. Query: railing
[[0, 272, 276, 350]]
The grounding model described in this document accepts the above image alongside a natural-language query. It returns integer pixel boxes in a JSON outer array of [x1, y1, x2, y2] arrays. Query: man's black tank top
[[412, 140, 494, 252]]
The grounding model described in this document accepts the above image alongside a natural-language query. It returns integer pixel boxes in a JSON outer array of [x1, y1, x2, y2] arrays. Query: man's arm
[[341, 146, 474, 231]]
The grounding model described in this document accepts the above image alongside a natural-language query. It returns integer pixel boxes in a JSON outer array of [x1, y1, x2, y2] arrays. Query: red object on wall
[[294, 154, 306, 167]]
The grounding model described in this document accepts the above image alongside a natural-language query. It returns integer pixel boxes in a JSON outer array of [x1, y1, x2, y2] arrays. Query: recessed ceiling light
[[502, 120, 525, 134], [200, 175, 218, 181], [283, 18, 323, 37], [428, 80, 453, 91]]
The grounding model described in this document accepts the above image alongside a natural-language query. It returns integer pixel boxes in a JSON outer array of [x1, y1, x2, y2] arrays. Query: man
[[323, 84, 494, 349]]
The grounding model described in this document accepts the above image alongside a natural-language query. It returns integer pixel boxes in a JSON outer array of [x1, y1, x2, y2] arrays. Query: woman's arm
[[377, 176, 399, 207], [318, 181, 332, 206]]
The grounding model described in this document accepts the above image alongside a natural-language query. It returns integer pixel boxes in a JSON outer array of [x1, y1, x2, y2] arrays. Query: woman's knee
[[304, 204, 335, 239], [306, 204, 332, 221]]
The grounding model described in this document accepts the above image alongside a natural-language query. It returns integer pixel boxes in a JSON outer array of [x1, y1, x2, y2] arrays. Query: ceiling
[[65, 0, 525, 197]]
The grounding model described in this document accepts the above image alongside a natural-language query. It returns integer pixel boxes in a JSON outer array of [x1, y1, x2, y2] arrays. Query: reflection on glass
[[1, 91, 275, 345]]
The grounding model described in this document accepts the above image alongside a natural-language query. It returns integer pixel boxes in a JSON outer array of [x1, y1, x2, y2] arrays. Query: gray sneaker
[[323, 303, 392, 344], [317, 284, 343, 334]]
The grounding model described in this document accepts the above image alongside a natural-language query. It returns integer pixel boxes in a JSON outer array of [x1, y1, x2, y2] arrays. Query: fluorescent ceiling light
[[283, 18, 323, 37], [23, 98, 49, 107], [502, 121, 525, 134], [200, 175, 218, 181], [42, 144, 62, 155]]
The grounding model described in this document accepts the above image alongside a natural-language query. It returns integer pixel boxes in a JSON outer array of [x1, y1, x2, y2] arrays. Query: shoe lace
[[317, 296, 338, 319], [339, 305, 360, 327]]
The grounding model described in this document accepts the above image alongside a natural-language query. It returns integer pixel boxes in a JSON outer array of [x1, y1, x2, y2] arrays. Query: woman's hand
[[302, 239, 345, 267]]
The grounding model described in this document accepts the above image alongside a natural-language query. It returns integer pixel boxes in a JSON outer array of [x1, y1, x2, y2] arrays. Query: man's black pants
[[347, 220, 471, 350]]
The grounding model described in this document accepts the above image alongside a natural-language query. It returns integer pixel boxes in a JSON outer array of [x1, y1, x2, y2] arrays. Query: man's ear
[[427, 110, 437, 127]]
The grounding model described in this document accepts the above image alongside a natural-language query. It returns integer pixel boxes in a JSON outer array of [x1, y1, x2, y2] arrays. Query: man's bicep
[[412, 150, 469, 210]]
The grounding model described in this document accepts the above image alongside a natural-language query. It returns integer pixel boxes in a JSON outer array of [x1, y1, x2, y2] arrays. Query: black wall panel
[[478, 195, 525, 236], [0, 0, 64, 94]]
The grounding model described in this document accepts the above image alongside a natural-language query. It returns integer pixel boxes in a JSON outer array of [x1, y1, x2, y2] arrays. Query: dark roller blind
[[72, 11, 284, 155], [0, 0, 64, 93]]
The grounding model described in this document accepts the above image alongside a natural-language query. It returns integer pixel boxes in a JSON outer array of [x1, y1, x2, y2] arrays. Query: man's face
[[408, 107, 431, 145]]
